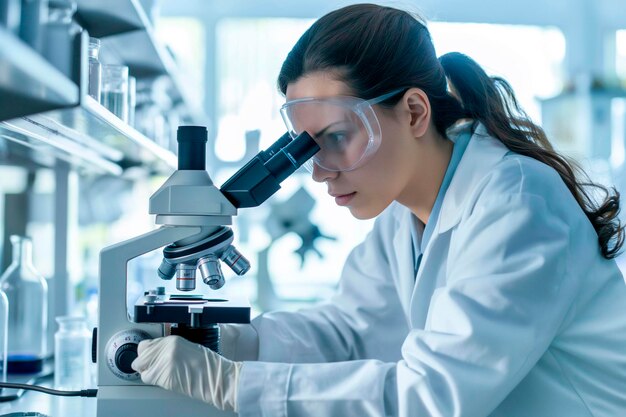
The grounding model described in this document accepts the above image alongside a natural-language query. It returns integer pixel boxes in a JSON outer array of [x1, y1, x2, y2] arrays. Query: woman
[[131, 4, 626, 416]]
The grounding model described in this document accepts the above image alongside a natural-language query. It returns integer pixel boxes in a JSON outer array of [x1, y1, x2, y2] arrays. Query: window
[[616, 30, 626, 79], [428, 22, 566, 124], [214, 19, 374, 309]]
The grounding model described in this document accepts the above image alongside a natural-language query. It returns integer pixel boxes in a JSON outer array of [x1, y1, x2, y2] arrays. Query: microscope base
[[96, 385, 235, 417]]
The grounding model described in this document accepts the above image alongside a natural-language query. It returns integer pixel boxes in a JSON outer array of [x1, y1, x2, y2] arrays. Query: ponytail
[[439, 52, 624, 259]]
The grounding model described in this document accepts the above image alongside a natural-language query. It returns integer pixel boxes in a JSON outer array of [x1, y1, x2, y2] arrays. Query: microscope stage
[[134, 293, 251, 326]]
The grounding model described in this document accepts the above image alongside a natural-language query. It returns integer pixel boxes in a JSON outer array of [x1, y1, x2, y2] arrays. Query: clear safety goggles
[[280, 88, 406, 172]]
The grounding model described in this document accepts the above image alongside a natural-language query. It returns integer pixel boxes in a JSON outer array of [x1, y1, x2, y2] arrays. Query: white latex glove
[[131, 335, 241, 412]]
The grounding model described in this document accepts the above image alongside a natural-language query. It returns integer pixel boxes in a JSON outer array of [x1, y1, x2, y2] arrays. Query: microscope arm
[[99, 226, 202, 333]]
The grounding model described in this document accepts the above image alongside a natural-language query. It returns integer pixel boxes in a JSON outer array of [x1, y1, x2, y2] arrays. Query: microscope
[[94, 126, 319, 417]]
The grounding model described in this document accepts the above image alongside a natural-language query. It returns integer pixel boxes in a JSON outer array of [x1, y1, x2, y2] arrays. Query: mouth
[[332, 192, 356, 206]]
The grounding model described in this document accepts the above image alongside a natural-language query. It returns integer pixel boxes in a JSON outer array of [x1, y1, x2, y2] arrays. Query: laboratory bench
[[0, 376, 96, 417]]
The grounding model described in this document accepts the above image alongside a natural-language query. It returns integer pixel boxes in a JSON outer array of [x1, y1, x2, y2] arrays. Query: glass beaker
[[0, 235, 48, 374], [102, 64, 129, 122], [88, 37, 102, 102], [54, 316, 91, 390], [127, 75, 136, 127], [42, 0, 81, 79], [0, 289, 7, 385]]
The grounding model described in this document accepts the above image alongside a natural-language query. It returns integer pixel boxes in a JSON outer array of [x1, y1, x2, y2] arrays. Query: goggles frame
[[280, 88, 406, 172]]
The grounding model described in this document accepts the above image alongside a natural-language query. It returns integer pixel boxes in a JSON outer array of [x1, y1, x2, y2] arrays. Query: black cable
[[0, 382, 97, 397]]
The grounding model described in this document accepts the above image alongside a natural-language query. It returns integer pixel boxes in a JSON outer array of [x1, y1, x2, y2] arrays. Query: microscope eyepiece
[[220, 131, 320, 208], [259, 131, 293, 162], [264, 132, 319, 183], [177, 125, 208, 170]]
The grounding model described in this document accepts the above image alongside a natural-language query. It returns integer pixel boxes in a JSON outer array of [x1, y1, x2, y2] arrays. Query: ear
[[402, 88, 430, 138]]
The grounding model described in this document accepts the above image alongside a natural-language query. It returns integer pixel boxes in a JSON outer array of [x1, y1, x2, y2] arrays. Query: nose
[[311, 162, 339, 183]]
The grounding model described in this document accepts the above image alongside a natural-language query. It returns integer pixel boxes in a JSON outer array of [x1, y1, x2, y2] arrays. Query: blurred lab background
[[1, 0, 626, 354]]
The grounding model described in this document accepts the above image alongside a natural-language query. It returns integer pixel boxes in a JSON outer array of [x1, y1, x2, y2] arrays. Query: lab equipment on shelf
[[88, 37, 102, 102], [0, 288, 7, 385], [54, 316, 91, 390], [41, 0, 82, 80], [0, 235, 48, 374], [18, 0, 47, 50], [127, 75, 136, 127], [101, 64, 129, 122]]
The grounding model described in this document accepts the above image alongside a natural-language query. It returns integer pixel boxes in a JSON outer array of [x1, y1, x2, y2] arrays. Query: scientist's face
[[285, 71, 428, 219]]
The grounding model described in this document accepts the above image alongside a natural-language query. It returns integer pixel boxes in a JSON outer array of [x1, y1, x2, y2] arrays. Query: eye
[[323, 131, 349, 151]]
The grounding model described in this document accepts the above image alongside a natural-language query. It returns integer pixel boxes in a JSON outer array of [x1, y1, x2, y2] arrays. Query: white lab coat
[[233, 123, 626, 417]]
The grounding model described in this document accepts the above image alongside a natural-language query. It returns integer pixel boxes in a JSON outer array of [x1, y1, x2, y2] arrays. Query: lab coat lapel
[[392, 208, 419, 315], [408, 124, 510, 326], [437, 123, 511, 234]]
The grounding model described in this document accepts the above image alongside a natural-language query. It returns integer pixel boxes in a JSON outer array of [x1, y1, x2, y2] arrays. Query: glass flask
[[0, 289, 7, 385], [88, 37, 102, 102], [0, 235, 48, 374], [102, 64, 130, 122], [54, 316, 91, 390]]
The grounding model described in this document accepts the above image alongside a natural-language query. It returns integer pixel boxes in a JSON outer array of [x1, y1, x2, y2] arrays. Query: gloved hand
[[131, 335, 242, 412]]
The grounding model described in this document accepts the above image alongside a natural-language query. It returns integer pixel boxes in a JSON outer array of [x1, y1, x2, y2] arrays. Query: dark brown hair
[[278, 3, 623, 259]]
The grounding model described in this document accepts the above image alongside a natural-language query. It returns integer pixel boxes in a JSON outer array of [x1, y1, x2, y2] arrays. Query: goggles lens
[[280, 97, 380, 172]]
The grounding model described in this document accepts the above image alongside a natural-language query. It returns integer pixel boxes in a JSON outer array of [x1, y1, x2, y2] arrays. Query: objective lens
[[197, 254, 225, 290], [158, 258, 176, 280], [175, 263, 196, 291], [221, 245, 250, 276]]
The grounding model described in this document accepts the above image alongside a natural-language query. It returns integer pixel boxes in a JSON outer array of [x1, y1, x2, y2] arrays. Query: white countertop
[[0, 377, 96, 417]]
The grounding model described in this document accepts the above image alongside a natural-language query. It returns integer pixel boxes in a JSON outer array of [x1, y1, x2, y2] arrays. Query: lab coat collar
[[436, 122, 510, 234]]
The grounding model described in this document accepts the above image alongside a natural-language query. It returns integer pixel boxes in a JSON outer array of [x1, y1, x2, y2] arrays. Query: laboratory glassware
[[0, 235, 48, 374], [54, 316, 91, 390], [102, 64, 129, 122], [42, 0, 81, 79], [0, 288, 7, 385], [127, 75, 136, 127], [88, 37, 102, 102], [19, 0, 47, 50]]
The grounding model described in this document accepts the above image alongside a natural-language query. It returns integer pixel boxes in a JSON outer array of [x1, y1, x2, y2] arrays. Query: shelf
[[75, 0, 205, 122], [0, 96, 177, 175], [102, 28, 204, 121], [0, 27, 80, 122], [75, 0, 148, 37], [0, 1, 197, 175]]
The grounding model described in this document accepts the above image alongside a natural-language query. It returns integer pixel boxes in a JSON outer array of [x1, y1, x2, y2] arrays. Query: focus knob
[[105, 329, 150, 380], [115, 343, 138, 374]]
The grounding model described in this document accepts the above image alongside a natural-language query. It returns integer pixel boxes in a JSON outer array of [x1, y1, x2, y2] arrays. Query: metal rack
[[0, 0, 203, 327], [0, 96, 177, 175], [0, 27, 80, 122], [0, 0, 204, 175], [76, 0, 204, 122]]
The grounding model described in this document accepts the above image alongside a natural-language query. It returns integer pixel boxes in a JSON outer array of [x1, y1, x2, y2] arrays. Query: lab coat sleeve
[[249, 208, 409, 364], [238, 192, 576, 417]]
